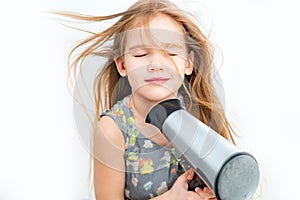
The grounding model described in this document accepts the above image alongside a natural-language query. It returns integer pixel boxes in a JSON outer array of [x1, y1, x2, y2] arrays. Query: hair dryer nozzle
[[145, 99, 182, 130]]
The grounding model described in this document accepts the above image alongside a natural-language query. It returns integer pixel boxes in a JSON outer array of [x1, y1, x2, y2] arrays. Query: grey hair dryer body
[[146, 99, 260, 200]]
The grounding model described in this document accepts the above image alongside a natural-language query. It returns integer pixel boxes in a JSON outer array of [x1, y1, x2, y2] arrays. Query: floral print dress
[[101, 96, 181, 200]]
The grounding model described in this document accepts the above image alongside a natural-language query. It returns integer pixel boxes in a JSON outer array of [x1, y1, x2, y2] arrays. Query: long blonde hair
[[59, 0, 235, 143]]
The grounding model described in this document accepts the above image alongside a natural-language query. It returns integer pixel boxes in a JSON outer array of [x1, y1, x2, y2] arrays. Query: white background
[[0, 0, 299, 199]]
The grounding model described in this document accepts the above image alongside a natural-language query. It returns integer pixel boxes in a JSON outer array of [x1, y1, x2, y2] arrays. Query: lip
[[145, 77, 170, 84]]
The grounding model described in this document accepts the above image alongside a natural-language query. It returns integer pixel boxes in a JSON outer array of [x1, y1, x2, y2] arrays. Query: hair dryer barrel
[[146, 99, 260, 200]]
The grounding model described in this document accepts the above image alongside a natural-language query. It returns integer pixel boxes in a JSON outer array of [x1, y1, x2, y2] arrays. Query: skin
[[94, 13, 216, 200]]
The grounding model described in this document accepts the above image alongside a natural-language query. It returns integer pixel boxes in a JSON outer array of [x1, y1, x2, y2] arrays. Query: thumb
[[176, 168, 194, 190], [182, 168, 195, 181]]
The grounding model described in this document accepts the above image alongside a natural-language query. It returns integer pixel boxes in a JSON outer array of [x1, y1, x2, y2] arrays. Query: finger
[[203, 187, 216, 197], [195, 187, 203, 195], [195, 187, 216, 199], [177, 170, 192, 189], [180, 168, 193, 180], [203, 187, 213, 193], [186, 168, 195, 181], [203, 187, 209, 193], [180, 168, 194, 180]]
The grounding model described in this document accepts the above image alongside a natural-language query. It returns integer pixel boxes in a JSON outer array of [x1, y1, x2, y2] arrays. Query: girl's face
[[115, 14, 193, 102]]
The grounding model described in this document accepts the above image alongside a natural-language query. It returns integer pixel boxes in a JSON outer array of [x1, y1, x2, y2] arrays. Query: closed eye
[[134, 53, 148, 58], [167, 52, 178, 56]]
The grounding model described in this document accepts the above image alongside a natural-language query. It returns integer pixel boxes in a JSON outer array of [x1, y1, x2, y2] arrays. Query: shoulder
[[100, 95, 131, 132], [96, 95, 131, 150], [93, 116, 126, 171], [97, 115, 125, 151]]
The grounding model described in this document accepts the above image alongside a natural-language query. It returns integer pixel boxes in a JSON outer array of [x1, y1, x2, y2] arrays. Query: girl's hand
[[195, 186, 216, 200], [164, 169, 216, 200]]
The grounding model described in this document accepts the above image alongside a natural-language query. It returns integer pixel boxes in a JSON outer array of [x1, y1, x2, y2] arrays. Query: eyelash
[[168, 52, 178, 56], [133, 52, 177, 58], [134, 53, 148, 58]]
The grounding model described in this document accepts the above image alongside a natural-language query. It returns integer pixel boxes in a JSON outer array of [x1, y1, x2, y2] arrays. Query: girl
[[61, 0, 235, 199]]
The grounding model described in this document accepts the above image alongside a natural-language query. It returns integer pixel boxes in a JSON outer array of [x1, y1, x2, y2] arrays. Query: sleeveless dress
[[101, 96, 182, 200]]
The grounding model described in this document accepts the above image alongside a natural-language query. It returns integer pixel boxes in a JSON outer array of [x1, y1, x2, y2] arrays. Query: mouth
[[145, 77, 170, 84]]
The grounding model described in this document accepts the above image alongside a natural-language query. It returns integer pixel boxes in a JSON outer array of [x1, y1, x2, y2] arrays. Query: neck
[[129, 92, 179, 147], [130, 95, 155, 123], [130, 93, 178, 125]]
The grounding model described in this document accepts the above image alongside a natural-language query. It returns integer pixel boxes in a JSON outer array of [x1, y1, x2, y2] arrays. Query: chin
[[136, 87, 178, 102]]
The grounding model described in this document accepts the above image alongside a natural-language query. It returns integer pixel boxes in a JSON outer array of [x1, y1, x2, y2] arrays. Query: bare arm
[[93, 116, 126, 200]]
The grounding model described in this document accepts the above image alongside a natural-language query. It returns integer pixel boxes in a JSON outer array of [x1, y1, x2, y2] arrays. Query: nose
[[147, 51, 167, 72], [147, 64, 164, 72]]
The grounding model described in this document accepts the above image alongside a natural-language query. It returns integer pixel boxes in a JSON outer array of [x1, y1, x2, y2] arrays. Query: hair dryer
[[146, 99, 260, 200]]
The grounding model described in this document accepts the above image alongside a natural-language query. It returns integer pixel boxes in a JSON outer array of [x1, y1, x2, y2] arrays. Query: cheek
[[126, 65, 148, 90], [123, 57, 146, 73], [172, 58, 188, 77]]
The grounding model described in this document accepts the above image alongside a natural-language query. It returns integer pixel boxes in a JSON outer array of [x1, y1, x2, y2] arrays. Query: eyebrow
[[127, 43, 185, 51]]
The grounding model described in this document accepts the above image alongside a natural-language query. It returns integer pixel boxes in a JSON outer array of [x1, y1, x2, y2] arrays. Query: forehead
[[125, 28, 185, 50], [147, 14, 184, 33], [124, 14, 186, 50]]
